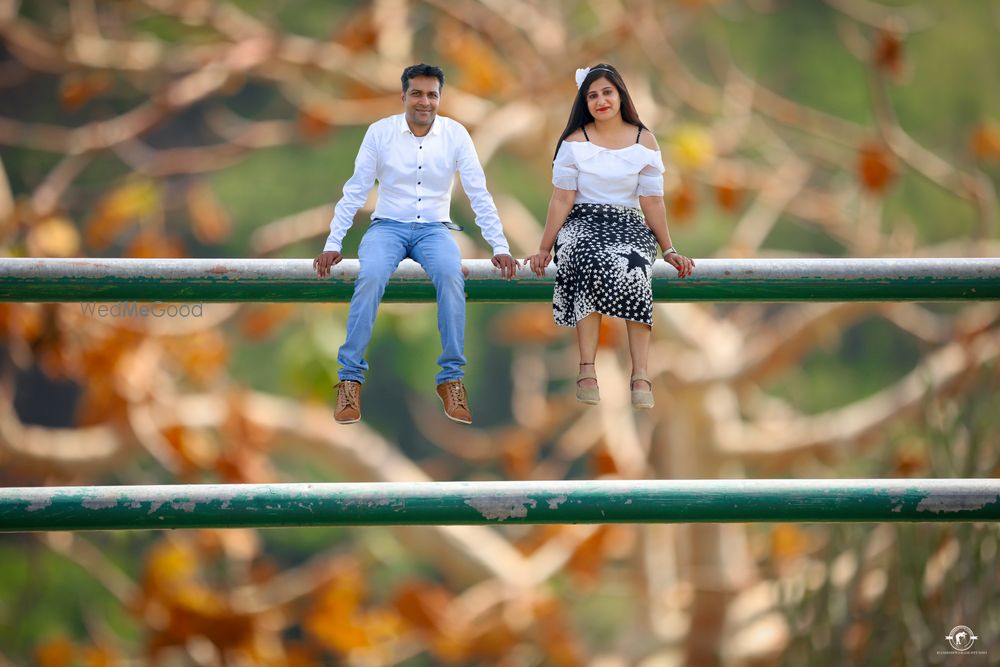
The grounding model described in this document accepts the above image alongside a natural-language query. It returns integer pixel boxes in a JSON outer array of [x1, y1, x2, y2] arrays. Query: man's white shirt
[[324, 114, 510, 256]]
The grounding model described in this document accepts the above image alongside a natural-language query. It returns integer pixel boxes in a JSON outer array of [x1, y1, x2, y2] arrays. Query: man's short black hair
[[401, 64, 445, 93]]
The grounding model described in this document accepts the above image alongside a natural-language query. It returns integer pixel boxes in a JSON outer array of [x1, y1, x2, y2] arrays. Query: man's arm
[[315, 125, 379, 277], [454, 127, 519, 278], [325, 125, 380, 253]]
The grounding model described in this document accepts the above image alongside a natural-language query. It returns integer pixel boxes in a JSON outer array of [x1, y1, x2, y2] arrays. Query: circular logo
[[946, 625, 978, 652]]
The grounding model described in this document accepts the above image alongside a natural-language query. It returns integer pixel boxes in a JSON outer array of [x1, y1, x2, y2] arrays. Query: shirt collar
[[397, 113, 442, 137]]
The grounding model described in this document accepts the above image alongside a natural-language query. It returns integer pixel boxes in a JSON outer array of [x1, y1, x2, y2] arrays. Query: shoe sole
[[335, 416, 360, 424], [577, 397, 600, 405], [443, 413, 472, 424]]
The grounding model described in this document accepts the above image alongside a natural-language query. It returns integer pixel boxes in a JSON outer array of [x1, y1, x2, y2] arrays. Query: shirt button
[[417, 215, 421, 219], [418, 166, 422, 169], [418, 198, 422, 202], [417, 181, 421, 185]]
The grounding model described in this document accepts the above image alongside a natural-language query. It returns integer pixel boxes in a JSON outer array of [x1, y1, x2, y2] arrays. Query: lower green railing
[[2, 480, 998, 531]]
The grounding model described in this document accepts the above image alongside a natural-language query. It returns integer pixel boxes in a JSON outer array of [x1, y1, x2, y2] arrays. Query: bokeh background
[[1, 1, 999, 665]]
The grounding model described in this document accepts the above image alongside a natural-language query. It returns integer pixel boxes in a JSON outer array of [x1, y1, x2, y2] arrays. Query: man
[[314, 63, 518, 426]]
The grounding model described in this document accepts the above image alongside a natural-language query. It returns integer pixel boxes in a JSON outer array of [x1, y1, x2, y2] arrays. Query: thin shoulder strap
[[636, 126, 643, 143], [581, 125, 590, 141]]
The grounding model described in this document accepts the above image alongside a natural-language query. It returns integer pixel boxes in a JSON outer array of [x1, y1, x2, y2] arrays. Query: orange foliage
[[872, 30, 904, 78], [27, 215, 81, 257], [139, 539, 261, 660], [297, 105, 336, 140], [970, 121, 1000, 161], [669, 179, 698, 223], [34, 636, 75, 667], [304, 559, 403, 657], [501, 430, 539, 478], [590, 445, 619, 477], [531, 597, 586, 667], [392, 580, 451, 633], [59, 71, 111, 111], [857, 141, 897, 193], [715, 180, 743, 213], [240, 303, 296, 341], [187, 183, 233, 244], [334, 8, 378, 53], [438, 19, 514, 96], [85, 179, 162, 249], [770, 523, 813, 562], [124, 229, 187, 258], [162, 330, 229, 384], [162, 425, 218, 474], [491, 304, 564, 345]]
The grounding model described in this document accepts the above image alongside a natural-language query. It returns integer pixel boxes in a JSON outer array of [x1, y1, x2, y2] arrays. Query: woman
[[527, 64, 694, 409]]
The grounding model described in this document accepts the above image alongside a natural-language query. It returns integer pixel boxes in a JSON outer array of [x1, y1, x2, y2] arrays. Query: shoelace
[[446, 383, 468, 410], [338, 383, 359, 409]]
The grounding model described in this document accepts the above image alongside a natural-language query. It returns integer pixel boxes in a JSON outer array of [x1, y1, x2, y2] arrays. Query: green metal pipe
[[1, 258, 998, 302], [1, 480, 998, 531]]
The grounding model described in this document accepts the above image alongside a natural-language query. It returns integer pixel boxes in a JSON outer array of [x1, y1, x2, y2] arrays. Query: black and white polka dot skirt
[[552, 203, 657, 327]]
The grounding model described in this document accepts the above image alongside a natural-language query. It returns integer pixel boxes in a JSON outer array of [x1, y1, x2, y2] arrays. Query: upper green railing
[[1, 257, 999, 302]]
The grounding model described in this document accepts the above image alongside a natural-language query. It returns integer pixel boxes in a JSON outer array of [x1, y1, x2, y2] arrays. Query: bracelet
[[662, 245, 678, 256]]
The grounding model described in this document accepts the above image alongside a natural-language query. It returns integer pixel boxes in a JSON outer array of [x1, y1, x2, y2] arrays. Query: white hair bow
[[575, 67, 590, 89]]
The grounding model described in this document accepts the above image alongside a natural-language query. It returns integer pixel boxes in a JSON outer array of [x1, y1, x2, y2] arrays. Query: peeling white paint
[[547, 495, 567, 510], [170, 501, 197, 512], [465, 495, 537, 521], [916, 493, 1000, 514], [26, 499, 52, 512], [148, 501, 165, 515], [82, 499, 117, 510]]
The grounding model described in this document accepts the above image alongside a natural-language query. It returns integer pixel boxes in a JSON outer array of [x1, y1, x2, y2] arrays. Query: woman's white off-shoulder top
[[552, 140, 665, 209]]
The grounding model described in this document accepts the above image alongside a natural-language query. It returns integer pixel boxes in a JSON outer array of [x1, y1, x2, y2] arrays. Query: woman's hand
[[525, 250, 552, 277], [664, 249, 695, 278]]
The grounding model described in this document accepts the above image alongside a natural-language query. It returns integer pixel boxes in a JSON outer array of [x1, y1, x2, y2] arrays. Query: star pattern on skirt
[[552, 203, 656, 328], [618, 249, 650, 273]]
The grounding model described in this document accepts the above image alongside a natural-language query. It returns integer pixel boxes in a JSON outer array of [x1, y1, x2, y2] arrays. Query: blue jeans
[[337, 219, 466, 385]]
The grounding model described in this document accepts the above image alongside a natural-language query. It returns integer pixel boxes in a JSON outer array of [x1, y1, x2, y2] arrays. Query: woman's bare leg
[[576, 312, 601, 388], [625, 320, 652, 389]]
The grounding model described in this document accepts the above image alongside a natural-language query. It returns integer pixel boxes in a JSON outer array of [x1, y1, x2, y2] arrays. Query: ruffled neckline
[[562, 141, 662, 167]]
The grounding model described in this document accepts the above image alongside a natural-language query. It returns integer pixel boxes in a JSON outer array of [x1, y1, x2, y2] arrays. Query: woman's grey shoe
[[630, 373, 654, 409], [576, 363, 600, 405]]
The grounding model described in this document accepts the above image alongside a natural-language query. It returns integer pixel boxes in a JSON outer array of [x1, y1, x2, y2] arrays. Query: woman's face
[[585, 77, 620, 121]]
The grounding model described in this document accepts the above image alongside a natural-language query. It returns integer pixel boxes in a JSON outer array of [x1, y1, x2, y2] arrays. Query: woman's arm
[[640, 194, 695, 278], [527, 187, 576, 275]]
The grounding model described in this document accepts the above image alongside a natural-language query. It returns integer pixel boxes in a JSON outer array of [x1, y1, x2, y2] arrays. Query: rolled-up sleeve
[[637, 151, 666, 197], [552, 142, 579, 191]]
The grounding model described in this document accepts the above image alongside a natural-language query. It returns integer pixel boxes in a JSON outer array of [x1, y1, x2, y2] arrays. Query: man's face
[[402, 75, 441, 129]]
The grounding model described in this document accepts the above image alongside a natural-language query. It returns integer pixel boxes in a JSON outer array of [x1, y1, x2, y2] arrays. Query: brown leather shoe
[[334, 381, 362, 424], [436, 380, 472, 424]]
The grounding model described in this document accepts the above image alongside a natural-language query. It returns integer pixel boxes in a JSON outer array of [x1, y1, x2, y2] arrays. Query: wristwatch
[[663, 246, 678, 256]]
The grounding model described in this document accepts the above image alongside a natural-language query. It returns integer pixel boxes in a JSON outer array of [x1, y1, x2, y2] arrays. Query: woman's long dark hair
[[552, 63, 648, 161]]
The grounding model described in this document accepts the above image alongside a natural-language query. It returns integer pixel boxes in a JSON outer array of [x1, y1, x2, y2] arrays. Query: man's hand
[[491, 253, 521, 280], [313, 251, 343, 278]]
